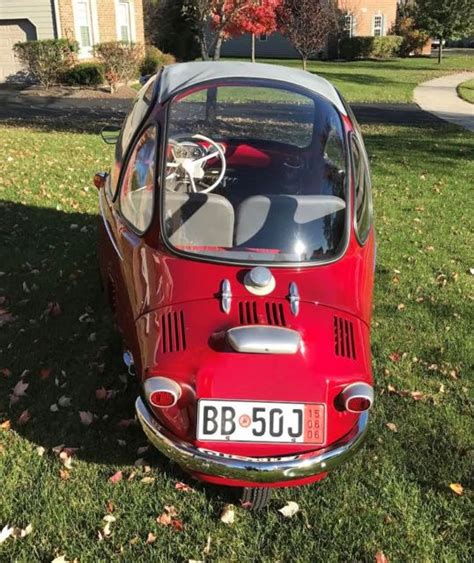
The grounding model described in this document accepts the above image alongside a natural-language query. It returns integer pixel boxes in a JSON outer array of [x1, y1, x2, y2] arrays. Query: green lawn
[[0, 73, 473, 559], [230, 52, 474, 103], [457, 78, 474, 104]]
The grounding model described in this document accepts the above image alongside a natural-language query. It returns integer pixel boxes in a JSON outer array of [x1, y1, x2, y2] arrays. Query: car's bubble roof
[[157, 61, 346, 114]]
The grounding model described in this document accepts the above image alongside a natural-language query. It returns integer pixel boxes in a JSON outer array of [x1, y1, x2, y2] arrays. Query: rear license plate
[[197, 400, 325, 444]]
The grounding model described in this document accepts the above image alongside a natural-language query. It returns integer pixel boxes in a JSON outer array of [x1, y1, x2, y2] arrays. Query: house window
[[258, 33, 268, 42], [344, 14, 355, 38], [373, 15, 384, 37], [74, 0, 95, 56], [117, 0, 133, 43]]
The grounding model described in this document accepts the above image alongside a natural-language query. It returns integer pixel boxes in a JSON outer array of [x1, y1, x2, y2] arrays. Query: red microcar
[[96, 62, 375, 510]]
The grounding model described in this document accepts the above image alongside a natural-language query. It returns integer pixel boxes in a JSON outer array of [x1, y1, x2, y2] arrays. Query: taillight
[[144, 377, 181, 409], [338, 382, 373, 413]]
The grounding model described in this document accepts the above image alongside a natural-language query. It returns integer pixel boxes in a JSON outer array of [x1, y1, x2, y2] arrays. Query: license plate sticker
[[197, 400, 325, 444]]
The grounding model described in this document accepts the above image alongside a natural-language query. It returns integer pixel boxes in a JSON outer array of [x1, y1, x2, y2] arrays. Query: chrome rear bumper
[[135, 397, 369, 484]]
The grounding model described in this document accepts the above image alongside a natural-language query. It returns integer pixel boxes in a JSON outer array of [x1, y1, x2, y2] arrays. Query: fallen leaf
[[106, 501, 115, 513], [134, 457, 146, 467], [137, 445, 149, 455], [47, 302, 62, 317], [410, 391, 424, 401], [12, 379, 29, 398], [50, 403, 59, 412], [58, 396, 72, 408], [0, 525, 13, 544], [39, 368, 51, 380], [175, 481, 195, 493], [449, 483, 463, 496], [59, 469, 70, 480], [388, 352, 401, 362], [164, 505, 178, 517], [171, 519, 184, 531], [103, 515, 116, 523], [0, 368, 12, 378], [51, 557, 69, 563], [385, 422, 397, 433], [95, 387, 107, 400], [36, 446, 46, 456], [220, 504, 235, 525], [157, 512, 172, 526], [140, 476, 155, 484], [0, 309, 15, 327], [12, 524, 33, 539], [203, 534, 211, 555], [109, 471, 123, 484], [79, 411, 94, 426], [278, 501, 300, 518], [0, 420, 11, 431], [117, 418, 136, 429], [397, 303, 405, 311], [17, 409, 31, 425], [59, 451, 73, 469], [146, 532, 156, 544], [375, 551, 389, 563]]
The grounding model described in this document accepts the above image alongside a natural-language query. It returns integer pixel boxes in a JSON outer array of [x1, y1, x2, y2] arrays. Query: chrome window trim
[[99, 188, 124, 261], [350, 132, 373, 246]]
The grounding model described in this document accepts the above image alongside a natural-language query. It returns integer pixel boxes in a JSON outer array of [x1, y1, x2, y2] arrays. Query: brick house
[[0, 0, 145, 81], [222, 0, 399, 59]]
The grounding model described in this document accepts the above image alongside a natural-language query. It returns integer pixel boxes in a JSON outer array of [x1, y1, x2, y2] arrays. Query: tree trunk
[[206, 87, 218, 123], [251, 33, 256, 62], [438, 37, 443, 64], [302, 56, 308, 71], [212, 35, 224, 61]]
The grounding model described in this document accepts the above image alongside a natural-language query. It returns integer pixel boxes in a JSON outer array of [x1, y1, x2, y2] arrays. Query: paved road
[[0, 98, 444, 132]]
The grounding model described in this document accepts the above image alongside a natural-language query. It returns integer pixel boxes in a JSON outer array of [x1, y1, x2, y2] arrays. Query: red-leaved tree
[[277, 0, 338, 70], [184, 0, 281, 61]]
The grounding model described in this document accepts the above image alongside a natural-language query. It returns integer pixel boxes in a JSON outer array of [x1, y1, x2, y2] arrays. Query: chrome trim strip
[[289, 282, 300, 316], [135, 397, 369, 483], [226, 326, 301, 354], [99, 189, 123, 261], [144, 376, 181, 408], [221, 279, 232, 314]]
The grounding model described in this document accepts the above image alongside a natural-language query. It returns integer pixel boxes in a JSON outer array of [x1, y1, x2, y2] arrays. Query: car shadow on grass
[[0, 201, 205, 486]]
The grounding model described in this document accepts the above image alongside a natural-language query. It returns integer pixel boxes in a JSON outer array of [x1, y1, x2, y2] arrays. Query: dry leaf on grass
[[59, 469, 70, 481], [146, 532, 156, 544], [79, 411, 94, 426], [51, 556, 69, 563], [0, 525, 14, 544], [385, 422, 398, 433], [140, 476, 155, 485], [449, 483, 464, 496], [59, 452, 73, 470], [1, 420, 11, 431], [175, 481, 195, 493], [375, 550, 389, 563], [39, 368, 51, 380], [36, 446, 46, 456], [278, 501, 300, 518], [117, 418, 136, 429], [157, 505, 182, 530], [1, 368, 12, 378], [109, 471, 123, 484], [388, 352, 401, 362], [12, 524, 33, 539], [46, 301, 62, 317], [58, 396, 72, 408], [17, 409, 31, 425], [220, 504, 235, 525], [11, 379, 29, 399]]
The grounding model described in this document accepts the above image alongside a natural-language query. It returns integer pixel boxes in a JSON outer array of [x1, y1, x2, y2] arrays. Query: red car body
[[97, 62, 375, 500]]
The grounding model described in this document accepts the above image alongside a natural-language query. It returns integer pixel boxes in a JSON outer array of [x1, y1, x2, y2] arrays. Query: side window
[[120, 126, 158, 233], [351, 135, 372, 244]]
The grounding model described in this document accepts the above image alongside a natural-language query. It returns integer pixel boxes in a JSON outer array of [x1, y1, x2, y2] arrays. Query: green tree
[[415, 0, 474, 63]]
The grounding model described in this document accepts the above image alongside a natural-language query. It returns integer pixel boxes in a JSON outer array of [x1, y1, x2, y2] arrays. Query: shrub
[[63, 62, 105, 86], [94, 41, 143, 92], [140, 45, 176, 76], [13, 39, 78, 88], [390, 16, 430, 57], [340, 36, 403, 60]]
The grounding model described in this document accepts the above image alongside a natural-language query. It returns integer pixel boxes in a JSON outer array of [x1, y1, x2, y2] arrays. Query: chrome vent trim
[[334, 316, 356, 359], [160, 310, 186, 353]]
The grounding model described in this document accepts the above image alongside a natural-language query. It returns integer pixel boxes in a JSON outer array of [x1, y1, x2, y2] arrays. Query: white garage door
[[0, 20, 36, 82]]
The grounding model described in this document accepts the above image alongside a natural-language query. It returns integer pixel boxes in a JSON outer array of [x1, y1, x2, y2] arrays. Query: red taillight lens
[[346, 396, 371, 412], [149, 390, 176, 408]]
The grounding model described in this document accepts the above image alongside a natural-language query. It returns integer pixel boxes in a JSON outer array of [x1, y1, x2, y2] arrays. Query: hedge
[[140, 45, 176, 76], [94, 41, 143, 92], [13, 39, 78, 88], [340, 36, 403, 60], [63, 62, 105, 86]]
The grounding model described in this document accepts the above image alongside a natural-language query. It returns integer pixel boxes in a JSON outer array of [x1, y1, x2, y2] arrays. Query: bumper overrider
[[136, 397, 369, 484]]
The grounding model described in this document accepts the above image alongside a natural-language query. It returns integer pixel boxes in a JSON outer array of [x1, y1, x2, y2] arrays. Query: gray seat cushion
[[234, 195, 346, 253], [165, 191, 235, 248]]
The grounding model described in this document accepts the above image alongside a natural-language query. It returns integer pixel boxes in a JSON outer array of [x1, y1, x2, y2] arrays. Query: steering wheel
[[166, 134, 227, 194]]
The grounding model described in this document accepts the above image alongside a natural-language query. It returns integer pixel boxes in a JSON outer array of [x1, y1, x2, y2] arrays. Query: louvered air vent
[[265, 302, 286, 327], [334, 316, 356, 359], [238, 301, 259, 324], [238, 301, 286, 327], [160, 310, 186, 353]]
